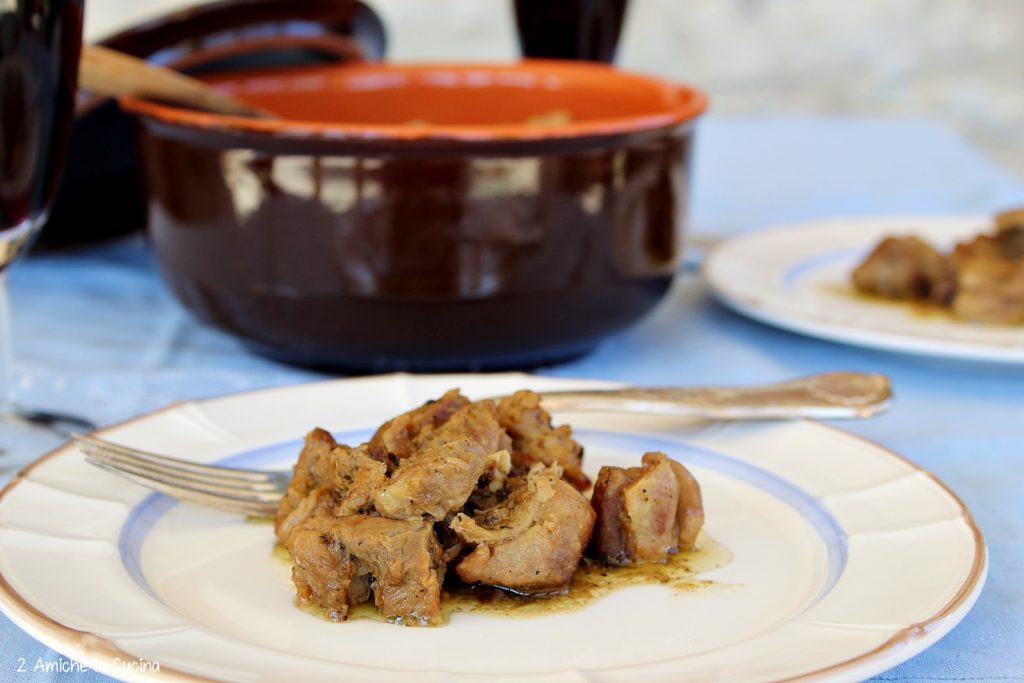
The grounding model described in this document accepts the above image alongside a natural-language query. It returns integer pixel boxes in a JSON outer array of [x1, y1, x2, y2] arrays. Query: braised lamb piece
[[287, 514, 445, 625], [497, 390, 590, 489], [274, 428, 338, 539], [995, 208, 1024, 234], [589, 452, 704, 565], [276, 389, 706, 626], [369, 388, 470, 462], [951, 222, 1024, 325], [852, 236, 954, 303], [274, 432, 386, 543], [287, 515, 373, 621], [852, 209, 1024, 324], [450, 463, 595, 594], [332, 515, 445, 625], [373, 401, 512, 520]]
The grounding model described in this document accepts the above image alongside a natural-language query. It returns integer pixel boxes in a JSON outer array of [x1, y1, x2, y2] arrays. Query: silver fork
[[78, 435, 289, 516], [77, 371, 891, 516]]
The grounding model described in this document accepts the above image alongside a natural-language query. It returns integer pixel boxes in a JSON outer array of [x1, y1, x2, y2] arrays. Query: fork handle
[[537, 372, 891, 420]]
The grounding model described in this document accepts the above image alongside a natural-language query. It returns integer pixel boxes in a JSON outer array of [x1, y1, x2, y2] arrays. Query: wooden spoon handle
[[79, 44, 273, 119]]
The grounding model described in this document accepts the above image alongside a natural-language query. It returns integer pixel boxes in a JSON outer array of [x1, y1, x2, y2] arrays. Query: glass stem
[[0, 271, 13, 459], [0, 271, 13, 409]]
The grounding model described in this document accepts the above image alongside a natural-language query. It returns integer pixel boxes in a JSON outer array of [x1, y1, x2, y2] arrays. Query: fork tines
[[76, 434, 283, 517]]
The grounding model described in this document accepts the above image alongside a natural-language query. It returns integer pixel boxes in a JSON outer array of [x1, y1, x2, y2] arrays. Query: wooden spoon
[[79, 44, 274, 118]]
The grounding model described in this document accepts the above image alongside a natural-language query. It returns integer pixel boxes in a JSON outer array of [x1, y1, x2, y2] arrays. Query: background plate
[[703, 215, 1024, 363]]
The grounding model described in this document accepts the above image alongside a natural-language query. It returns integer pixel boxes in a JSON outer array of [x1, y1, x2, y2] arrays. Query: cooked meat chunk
[[621, 456, 680, 561], [952, 278, 1024, 324], [275, 442, 387, 542], [327, 446, 389, 517], [333, 515, 446, 626], [588, 466, 633, 564], [275, 428, 339, 538], [375, 444, 512, 521], [496, 390, 589, 490], [277, 389, 711, 627], [369, 389, 470, 461], [852, 235, 954, 302], [450, 464, 595, 594], [374, 401, 511, 520], [589, 452, 704, 565], [411, 397, 511, 453], [665, 455, 705, 551], [951, 226, 1024, 324], [286, 516, 372, 621], [287, 514, 444, 625], [465, 451, 512, 512], [994, 207, 1024, 239], [996, 226, 1024, 259], [276, 486, 341, 544], [853, 215, 1024, 325], [956, 224, 1024, 262]]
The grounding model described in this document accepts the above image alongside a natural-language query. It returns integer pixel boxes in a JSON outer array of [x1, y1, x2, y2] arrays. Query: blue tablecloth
[[2, 116, 1022, 682]]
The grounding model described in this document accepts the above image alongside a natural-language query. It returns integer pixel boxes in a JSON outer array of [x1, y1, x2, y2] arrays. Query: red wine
[[514, 0, 628, 63], [0, 0, 83, 267]]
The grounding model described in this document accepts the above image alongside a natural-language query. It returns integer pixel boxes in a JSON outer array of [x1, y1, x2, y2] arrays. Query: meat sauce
[[822, 283, 954, 320], [272, 533, 731, 624]]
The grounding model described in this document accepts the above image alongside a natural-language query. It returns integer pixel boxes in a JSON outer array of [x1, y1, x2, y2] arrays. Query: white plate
[[0, 374, 985, 683], [703, 215, 1024, 362]]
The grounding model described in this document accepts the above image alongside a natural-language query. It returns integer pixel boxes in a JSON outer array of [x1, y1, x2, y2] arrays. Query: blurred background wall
[[87, 0, 1023, 178]]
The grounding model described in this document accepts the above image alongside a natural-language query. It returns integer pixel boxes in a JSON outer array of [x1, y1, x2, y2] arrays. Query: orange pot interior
[[121, 60, 707, 141]]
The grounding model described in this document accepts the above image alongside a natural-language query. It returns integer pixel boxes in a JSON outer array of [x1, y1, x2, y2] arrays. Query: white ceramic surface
[[0, 374, 985, 682], [703, 215, 1024, 362]]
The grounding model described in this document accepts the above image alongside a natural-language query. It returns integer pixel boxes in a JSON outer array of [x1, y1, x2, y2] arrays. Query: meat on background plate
[[852, 209, 1024, 325]]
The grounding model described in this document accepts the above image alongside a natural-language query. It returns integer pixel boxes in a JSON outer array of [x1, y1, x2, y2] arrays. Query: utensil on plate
[[76, 371, 892, 515], [79, 44, 272, 118]]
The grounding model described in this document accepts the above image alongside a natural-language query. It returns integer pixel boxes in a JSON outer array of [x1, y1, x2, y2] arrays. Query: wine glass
[[1, 0, 88, 470]]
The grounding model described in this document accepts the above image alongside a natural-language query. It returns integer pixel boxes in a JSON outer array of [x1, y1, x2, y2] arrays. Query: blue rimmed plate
[[0, 374, 985, 682], [704, 215, 1024, 363]]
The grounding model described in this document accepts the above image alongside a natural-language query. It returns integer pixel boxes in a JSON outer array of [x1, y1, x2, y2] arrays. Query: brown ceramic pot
[[122, 60, 706, 371]]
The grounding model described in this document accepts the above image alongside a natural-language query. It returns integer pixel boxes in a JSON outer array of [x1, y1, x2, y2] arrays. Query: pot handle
[[99, 0, 386, 68], [165, 33, 367, 74]]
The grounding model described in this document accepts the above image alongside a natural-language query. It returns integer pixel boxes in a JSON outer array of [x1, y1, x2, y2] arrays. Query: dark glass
[[0, 0, 83, 471], [513, 0, 628, 63], [0, 0, 83, 267]]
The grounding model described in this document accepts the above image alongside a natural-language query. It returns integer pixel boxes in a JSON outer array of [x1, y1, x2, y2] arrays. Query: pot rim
[[119, 59, 708, 144]]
